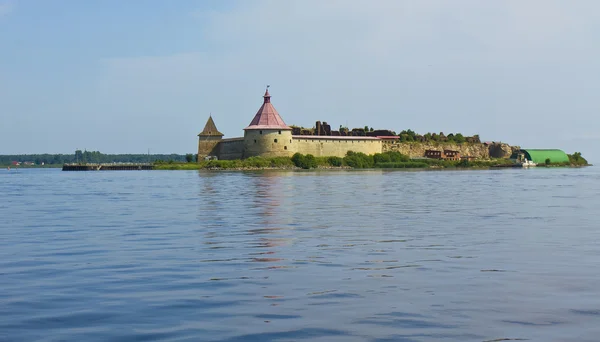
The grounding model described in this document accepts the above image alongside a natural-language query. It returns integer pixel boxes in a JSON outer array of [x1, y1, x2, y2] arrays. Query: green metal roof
[[521, 149, 569, 164]]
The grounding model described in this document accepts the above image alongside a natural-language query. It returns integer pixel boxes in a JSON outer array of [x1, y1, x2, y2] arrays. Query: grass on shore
[[154, 152, 515, 170], [155, 151, 591, 170]]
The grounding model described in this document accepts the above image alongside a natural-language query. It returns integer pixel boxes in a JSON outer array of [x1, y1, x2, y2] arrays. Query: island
[[2, 87, 589, 171], [181, 87, 588, 170]]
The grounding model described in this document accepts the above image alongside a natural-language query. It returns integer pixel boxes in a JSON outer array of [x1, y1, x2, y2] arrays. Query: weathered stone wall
[[217, 138, 244, 160], [243, 129, 294, 158], [382, 141, 518, 159], [197, 136, 222, 160], [489, 143, 520, 158], [210, 135, 519, 160], [292, 137, 383, 157]]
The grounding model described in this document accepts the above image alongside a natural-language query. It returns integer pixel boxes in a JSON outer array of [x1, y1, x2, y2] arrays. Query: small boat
[[512, 152, 537, 167], [519, 159, 537, 167]]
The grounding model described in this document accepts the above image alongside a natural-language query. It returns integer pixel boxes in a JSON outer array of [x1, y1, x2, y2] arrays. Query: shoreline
[[156, 164, 592, 172]]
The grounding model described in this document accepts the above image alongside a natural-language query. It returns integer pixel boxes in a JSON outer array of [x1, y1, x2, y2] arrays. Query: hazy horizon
[[1, 1, 599, 162]]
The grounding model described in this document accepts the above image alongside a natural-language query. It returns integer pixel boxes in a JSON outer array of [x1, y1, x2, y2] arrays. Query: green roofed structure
[[511, 149, 569, 164]]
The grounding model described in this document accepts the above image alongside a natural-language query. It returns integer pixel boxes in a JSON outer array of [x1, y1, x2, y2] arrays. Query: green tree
[[454, 133, 466, 144], [545, 158, 551, 165], [185, 154, 194, 163]]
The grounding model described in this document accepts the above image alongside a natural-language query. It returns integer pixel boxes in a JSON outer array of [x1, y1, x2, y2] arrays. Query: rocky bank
[[383, 142, 519, 159]]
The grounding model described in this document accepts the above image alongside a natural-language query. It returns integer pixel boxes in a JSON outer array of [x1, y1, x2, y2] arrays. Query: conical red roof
[[244, 88, 292, 130]]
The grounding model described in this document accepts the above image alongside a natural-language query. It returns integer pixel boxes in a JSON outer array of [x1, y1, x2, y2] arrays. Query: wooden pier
[[62, 164, 154, 171]]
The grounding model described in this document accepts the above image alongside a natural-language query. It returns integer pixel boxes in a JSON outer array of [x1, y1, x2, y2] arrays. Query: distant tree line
[[397, 129, 479, 143], [0, 150, 190, 165]]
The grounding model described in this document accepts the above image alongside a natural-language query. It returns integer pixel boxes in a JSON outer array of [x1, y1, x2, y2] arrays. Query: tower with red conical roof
[[243, 87, 294, 158]]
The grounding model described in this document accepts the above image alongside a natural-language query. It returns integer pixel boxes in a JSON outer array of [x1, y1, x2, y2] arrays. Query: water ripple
[[1, 168, 600, 341]]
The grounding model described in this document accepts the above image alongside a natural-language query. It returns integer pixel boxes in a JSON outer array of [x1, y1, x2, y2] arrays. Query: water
[[1, 168, 600, 342]]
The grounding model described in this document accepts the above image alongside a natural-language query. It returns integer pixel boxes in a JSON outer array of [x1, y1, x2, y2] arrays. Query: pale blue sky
[[1, 0, 599, 161]]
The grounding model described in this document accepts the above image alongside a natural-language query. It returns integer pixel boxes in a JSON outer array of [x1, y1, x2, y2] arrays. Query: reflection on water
[[1, 168, 600, 341]]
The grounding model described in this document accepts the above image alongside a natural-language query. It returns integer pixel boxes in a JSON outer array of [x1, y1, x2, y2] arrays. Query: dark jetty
[[62, 164, 154, 171]]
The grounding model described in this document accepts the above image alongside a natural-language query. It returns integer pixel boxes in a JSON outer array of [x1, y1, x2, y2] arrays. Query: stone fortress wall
[[217, 138, 244, 160], [210, 135, 385, 160], [209, 137, 516, 160], [291, 136, 383, 158], [198, 88, 518, 161]]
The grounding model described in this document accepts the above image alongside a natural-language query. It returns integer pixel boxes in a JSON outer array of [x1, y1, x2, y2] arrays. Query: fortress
[[198, 87, 522, 161], [197, 88, 397, 160]]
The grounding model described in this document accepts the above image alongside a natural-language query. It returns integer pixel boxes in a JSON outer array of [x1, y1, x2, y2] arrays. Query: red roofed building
[[243, 87, 294, 158]]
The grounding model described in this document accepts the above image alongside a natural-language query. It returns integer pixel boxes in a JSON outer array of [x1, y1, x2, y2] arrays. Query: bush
[[245, 157, 271, 168], [327, 156, 343, 167], [373, 151, 409, 165], [291, 153, 304, 167], [303, 154, 317, 169], [343, 151, 374, 168], [291, 153, 317, 169], [270, 157, 294, 168], [373, 153, 391, 164], [456, 159, 470, 168], [545, 158, 551, 166], [387, 151, 409, 162]]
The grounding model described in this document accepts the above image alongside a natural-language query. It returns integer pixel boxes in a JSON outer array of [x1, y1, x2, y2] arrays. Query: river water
[[1, 168, 599, 341]]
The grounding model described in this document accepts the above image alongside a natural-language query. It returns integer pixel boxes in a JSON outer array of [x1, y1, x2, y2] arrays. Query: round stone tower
[[243, 87, 294, 158]]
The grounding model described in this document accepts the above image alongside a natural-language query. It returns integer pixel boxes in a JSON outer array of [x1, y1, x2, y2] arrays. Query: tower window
[[260, 130, 263, 135], [279, 130, 281, 134], [284, 146, 288, 150], [254, 140, 257, 143], [290, 140, 292, 143], [274, 139, 278, 143]]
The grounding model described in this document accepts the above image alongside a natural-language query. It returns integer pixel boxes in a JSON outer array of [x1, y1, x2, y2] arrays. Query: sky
[[1, 0, 599, 161]]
